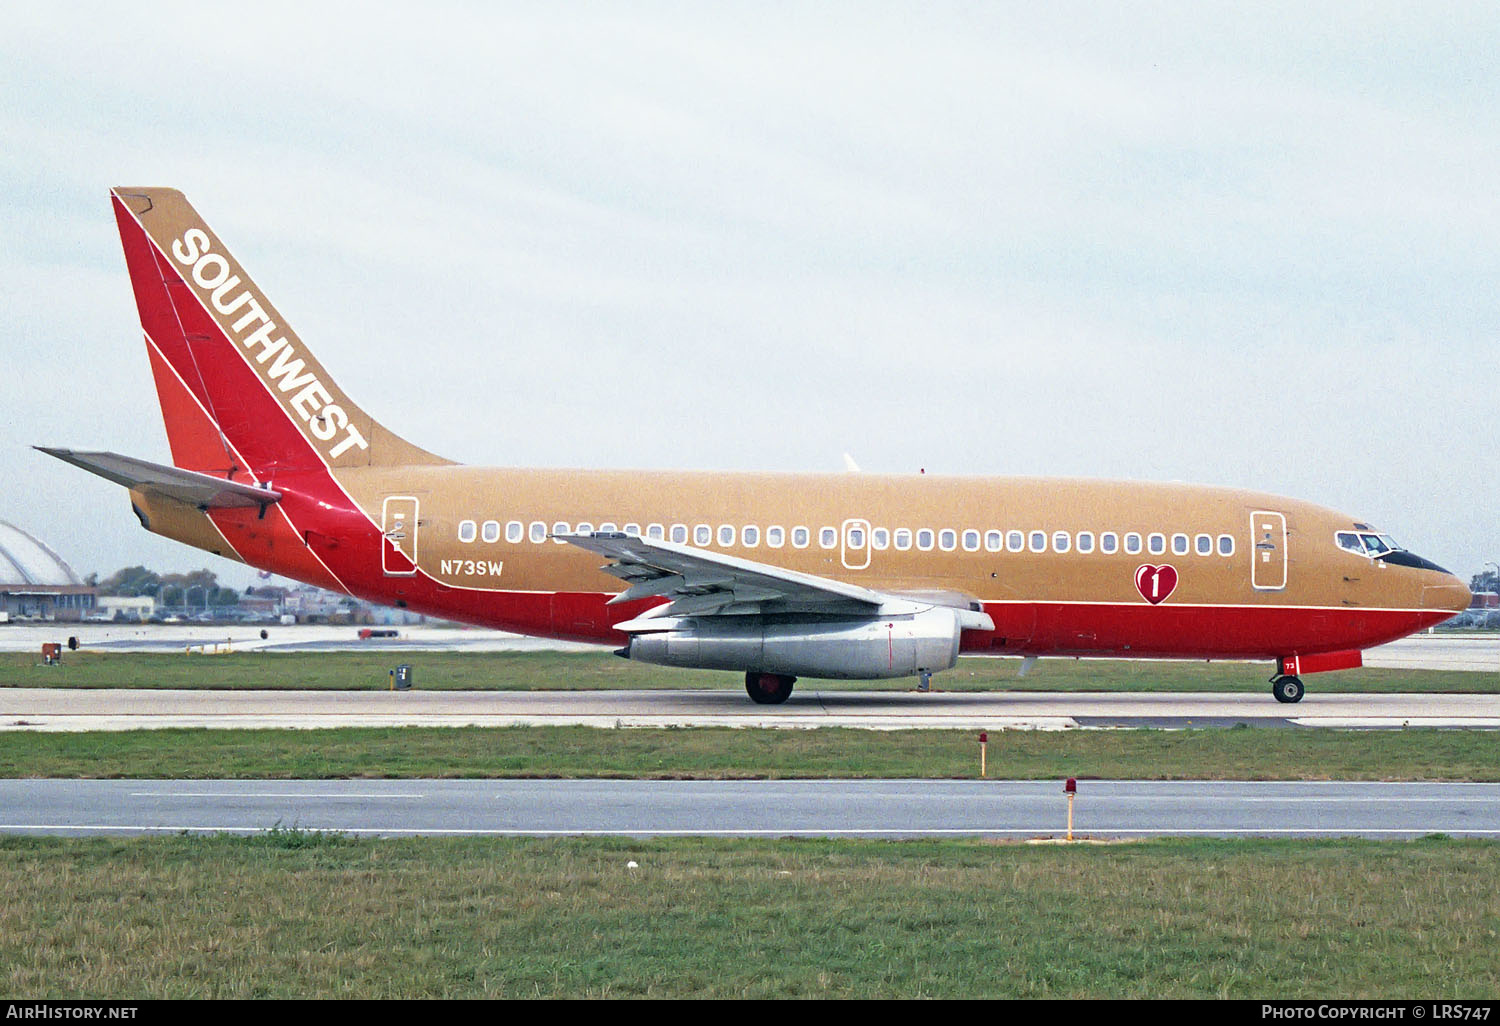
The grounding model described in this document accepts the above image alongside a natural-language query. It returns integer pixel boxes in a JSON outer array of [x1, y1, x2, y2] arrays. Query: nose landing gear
[[1271, 674, 1305, 704]]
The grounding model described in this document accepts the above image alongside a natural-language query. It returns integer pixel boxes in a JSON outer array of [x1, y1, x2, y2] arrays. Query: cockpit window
[[1361, 533, 1392, 556], [1336, 532, 1365, 555]]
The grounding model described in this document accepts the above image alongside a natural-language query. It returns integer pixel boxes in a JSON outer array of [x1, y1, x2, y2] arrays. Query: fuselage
[[155, 461, 1470, 661]]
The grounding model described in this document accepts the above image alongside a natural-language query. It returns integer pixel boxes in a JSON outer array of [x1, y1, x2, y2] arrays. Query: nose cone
[[1422, 574, 1472, 614]]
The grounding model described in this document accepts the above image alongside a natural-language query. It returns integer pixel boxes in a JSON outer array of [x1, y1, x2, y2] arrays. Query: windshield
[[1337, 531, 1403, 556]]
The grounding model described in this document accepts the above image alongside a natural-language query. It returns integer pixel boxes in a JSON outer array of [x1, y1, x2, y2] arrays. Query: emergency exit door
[[841, 518, 871, 570], [382, 496, 419, 576], [1250, 510, 1287, 591]]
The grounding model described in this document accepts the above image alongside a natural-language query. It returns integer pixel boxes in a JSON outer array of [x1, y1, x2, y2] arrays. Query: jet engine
[[621, 606, 975, 680]]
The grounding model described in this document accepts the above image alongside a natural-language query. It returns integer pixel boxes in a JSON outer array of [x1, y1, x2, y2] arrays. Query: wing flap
[[36, 447, 281, 510]]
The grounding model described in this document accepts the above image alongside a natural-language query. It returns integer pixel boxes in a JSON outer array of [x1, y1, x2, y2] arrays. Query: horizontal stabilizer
[[35, 447, 281, 510]]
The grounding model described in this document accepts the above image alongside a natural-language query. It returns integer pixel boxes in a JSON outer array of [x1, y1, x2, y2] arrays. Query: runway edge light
[[979, 731, 988, 778]]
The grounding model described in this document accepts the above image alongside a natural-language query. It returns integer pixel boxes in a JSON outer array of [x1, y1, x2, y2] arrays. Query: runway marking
[[517, 791, 1500, 804], [128, 791, 427, 799], [3, 825, 1498, 837], [1291, 719, 1500, 728]]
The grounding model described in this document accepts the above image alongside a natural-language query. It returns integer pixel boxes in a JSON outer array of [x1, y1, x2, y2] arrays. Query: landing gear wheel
[[1272, 675, 1305, 704], [745, 672, 796, 705]]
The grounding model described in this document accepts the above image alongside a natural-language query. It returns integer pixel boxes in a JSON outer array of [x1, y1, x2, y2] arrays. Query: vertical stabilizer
[[111, 187, 451, 478]]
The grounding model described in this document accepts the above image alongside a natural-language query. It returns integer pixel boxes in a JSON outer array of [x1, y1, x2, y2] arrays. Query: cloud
[[1, 2, 1495, 581]]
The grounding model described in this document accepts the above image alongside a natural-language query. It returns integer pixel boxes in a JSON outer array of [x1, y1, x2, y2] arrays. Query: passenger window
[[647, 523, 665, 540], [552, 521, 571, 544], [599, 523, 618, 534], [743, 525, 760, 547], [1100, 532, 1118, 554], [1007, 531, 1024, 553], [917, 529, 935, 551], [767, 526, 785, 548], [670, 524, 688, 543], [939, 529, 957, 551], [962, 530, 980, 552], [623, 523, 640, 537], [1172, 534, 1189, 555], [529, 521, 547, 543], [719, 525, 735, 546], [1125, 533, 1142, 554], [576, 522, 594, 535], [458, 519, 477, 543], [985, 530, 1003, 552], [481, 520, 500, 543], [872, 528, 890, 550], [1053, 531, 1071, 554], [1195, 534, 1212, 556], [894, 528, 913, 551], [506, 521, 523, 543], [694, 525, 712, 545], [848, 527, 865, 548], [1148, 533, 1166, 555], [793, 526, 810, 548], [1218, 534, 1235, 557], [1029, 531, 1047, 553], [820, 527, 837, 549], [1077, 532, 1095, 554]]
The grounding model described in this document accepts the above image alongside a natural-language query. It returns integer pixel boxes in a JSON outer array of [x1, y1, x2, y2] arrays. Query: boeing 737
[[40, 187, 1471, 704]]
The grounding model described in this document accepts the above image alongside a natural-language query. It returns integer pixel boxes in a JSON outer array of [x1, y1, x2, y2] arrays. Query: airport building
[[0, 520, 96, 623]]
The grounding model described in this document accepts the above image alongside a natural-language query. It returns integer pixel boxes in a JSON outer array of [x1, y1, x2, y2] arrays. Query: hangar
[[0, 520, 95, 623]]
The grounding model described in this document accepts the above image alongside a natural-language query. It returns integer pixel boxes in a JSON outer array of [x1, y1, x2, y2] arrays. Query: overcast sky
[[2, 1, 1496, 589]]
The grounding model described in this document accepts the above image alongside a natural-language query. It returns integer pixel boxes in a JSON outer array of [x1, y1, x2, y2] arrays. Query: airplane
[[40, 187, 1471, 705]]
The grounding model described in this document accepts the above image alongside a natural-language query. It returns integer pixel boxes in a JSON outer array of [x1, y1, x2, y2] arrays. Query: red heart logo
[[1134, 564, 1178, 604]]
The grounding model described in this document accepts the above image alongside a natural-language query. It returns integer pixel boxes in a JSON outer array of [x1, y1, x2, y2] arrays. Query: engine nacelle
[[624, 607, 970, 680]]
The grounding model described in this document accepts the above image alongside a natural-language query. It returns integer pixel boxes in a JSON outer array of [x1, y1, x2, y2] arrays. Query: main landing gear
[[746, 671, 796, 705], [1271, 674, 1305, 704]]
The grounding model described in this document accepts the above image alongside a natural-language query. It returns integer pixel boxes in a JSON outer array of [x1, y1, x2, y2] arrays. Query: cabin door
[[1250, 510, 1287, 591], [382, 496, 420, 576]]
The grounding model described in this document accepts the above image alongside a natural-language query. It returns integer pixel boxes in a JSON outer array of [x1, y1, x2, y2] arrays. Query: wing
[[36, 448, 282, 510], [555, 531, 994, 630]]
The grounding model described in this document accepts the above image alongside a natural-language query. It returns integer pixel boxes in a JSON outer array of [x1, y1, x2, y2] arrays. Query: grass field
[[1, 833, 1494, 998], [3, 649, 1495, 692], [3, 724, 1498, 780]]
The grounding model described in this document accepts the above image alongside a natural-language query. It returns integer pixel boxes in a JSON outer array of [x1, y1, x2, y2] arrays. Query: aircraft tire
[[1272, 675, 1305, 704], [745, 671, 795, 705]]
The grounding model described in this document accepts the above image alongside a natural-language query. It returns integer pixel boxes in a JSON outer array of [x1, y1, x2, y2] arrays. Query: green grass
[[3, 725, 1498, 780], [3, 650, 1495, 692], [0, 833, 1494, 997]]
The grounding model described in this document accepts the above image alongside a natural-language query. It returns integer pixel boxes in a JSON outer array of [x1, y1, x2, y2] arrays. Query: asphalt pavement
[[1, 779, 1495, 839]]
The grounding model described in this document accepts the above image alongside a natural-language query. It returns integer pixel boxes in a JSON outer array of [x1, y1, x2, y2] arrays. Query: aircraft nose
[[1422, 574, 1472, 613]]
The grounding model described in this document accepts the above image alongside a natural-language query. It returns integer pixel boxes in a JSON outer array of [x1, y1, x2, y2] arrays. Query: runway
[[1, 779, 1496, 839], [1, 625, 1495, 670], [2, 687, 1498, 731]]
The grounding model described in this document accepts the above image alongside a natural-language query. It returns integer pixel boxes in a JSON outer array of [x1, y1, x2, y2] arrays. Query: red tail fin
[[111, 187, 450, 479]]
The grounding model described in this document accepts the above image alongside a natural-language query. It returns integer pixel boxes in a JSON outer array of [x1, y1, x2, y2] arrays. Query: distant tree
[[1470, 569, 1499, 595], [159, 570, 222, 608], [98, 566, 161, 597]]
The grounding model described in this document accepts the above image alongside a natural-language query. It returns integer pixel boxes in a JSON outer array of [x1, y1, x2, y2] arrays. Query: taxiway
[[1, 779, 1495, 839], [2, 687, 1497, 731]]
